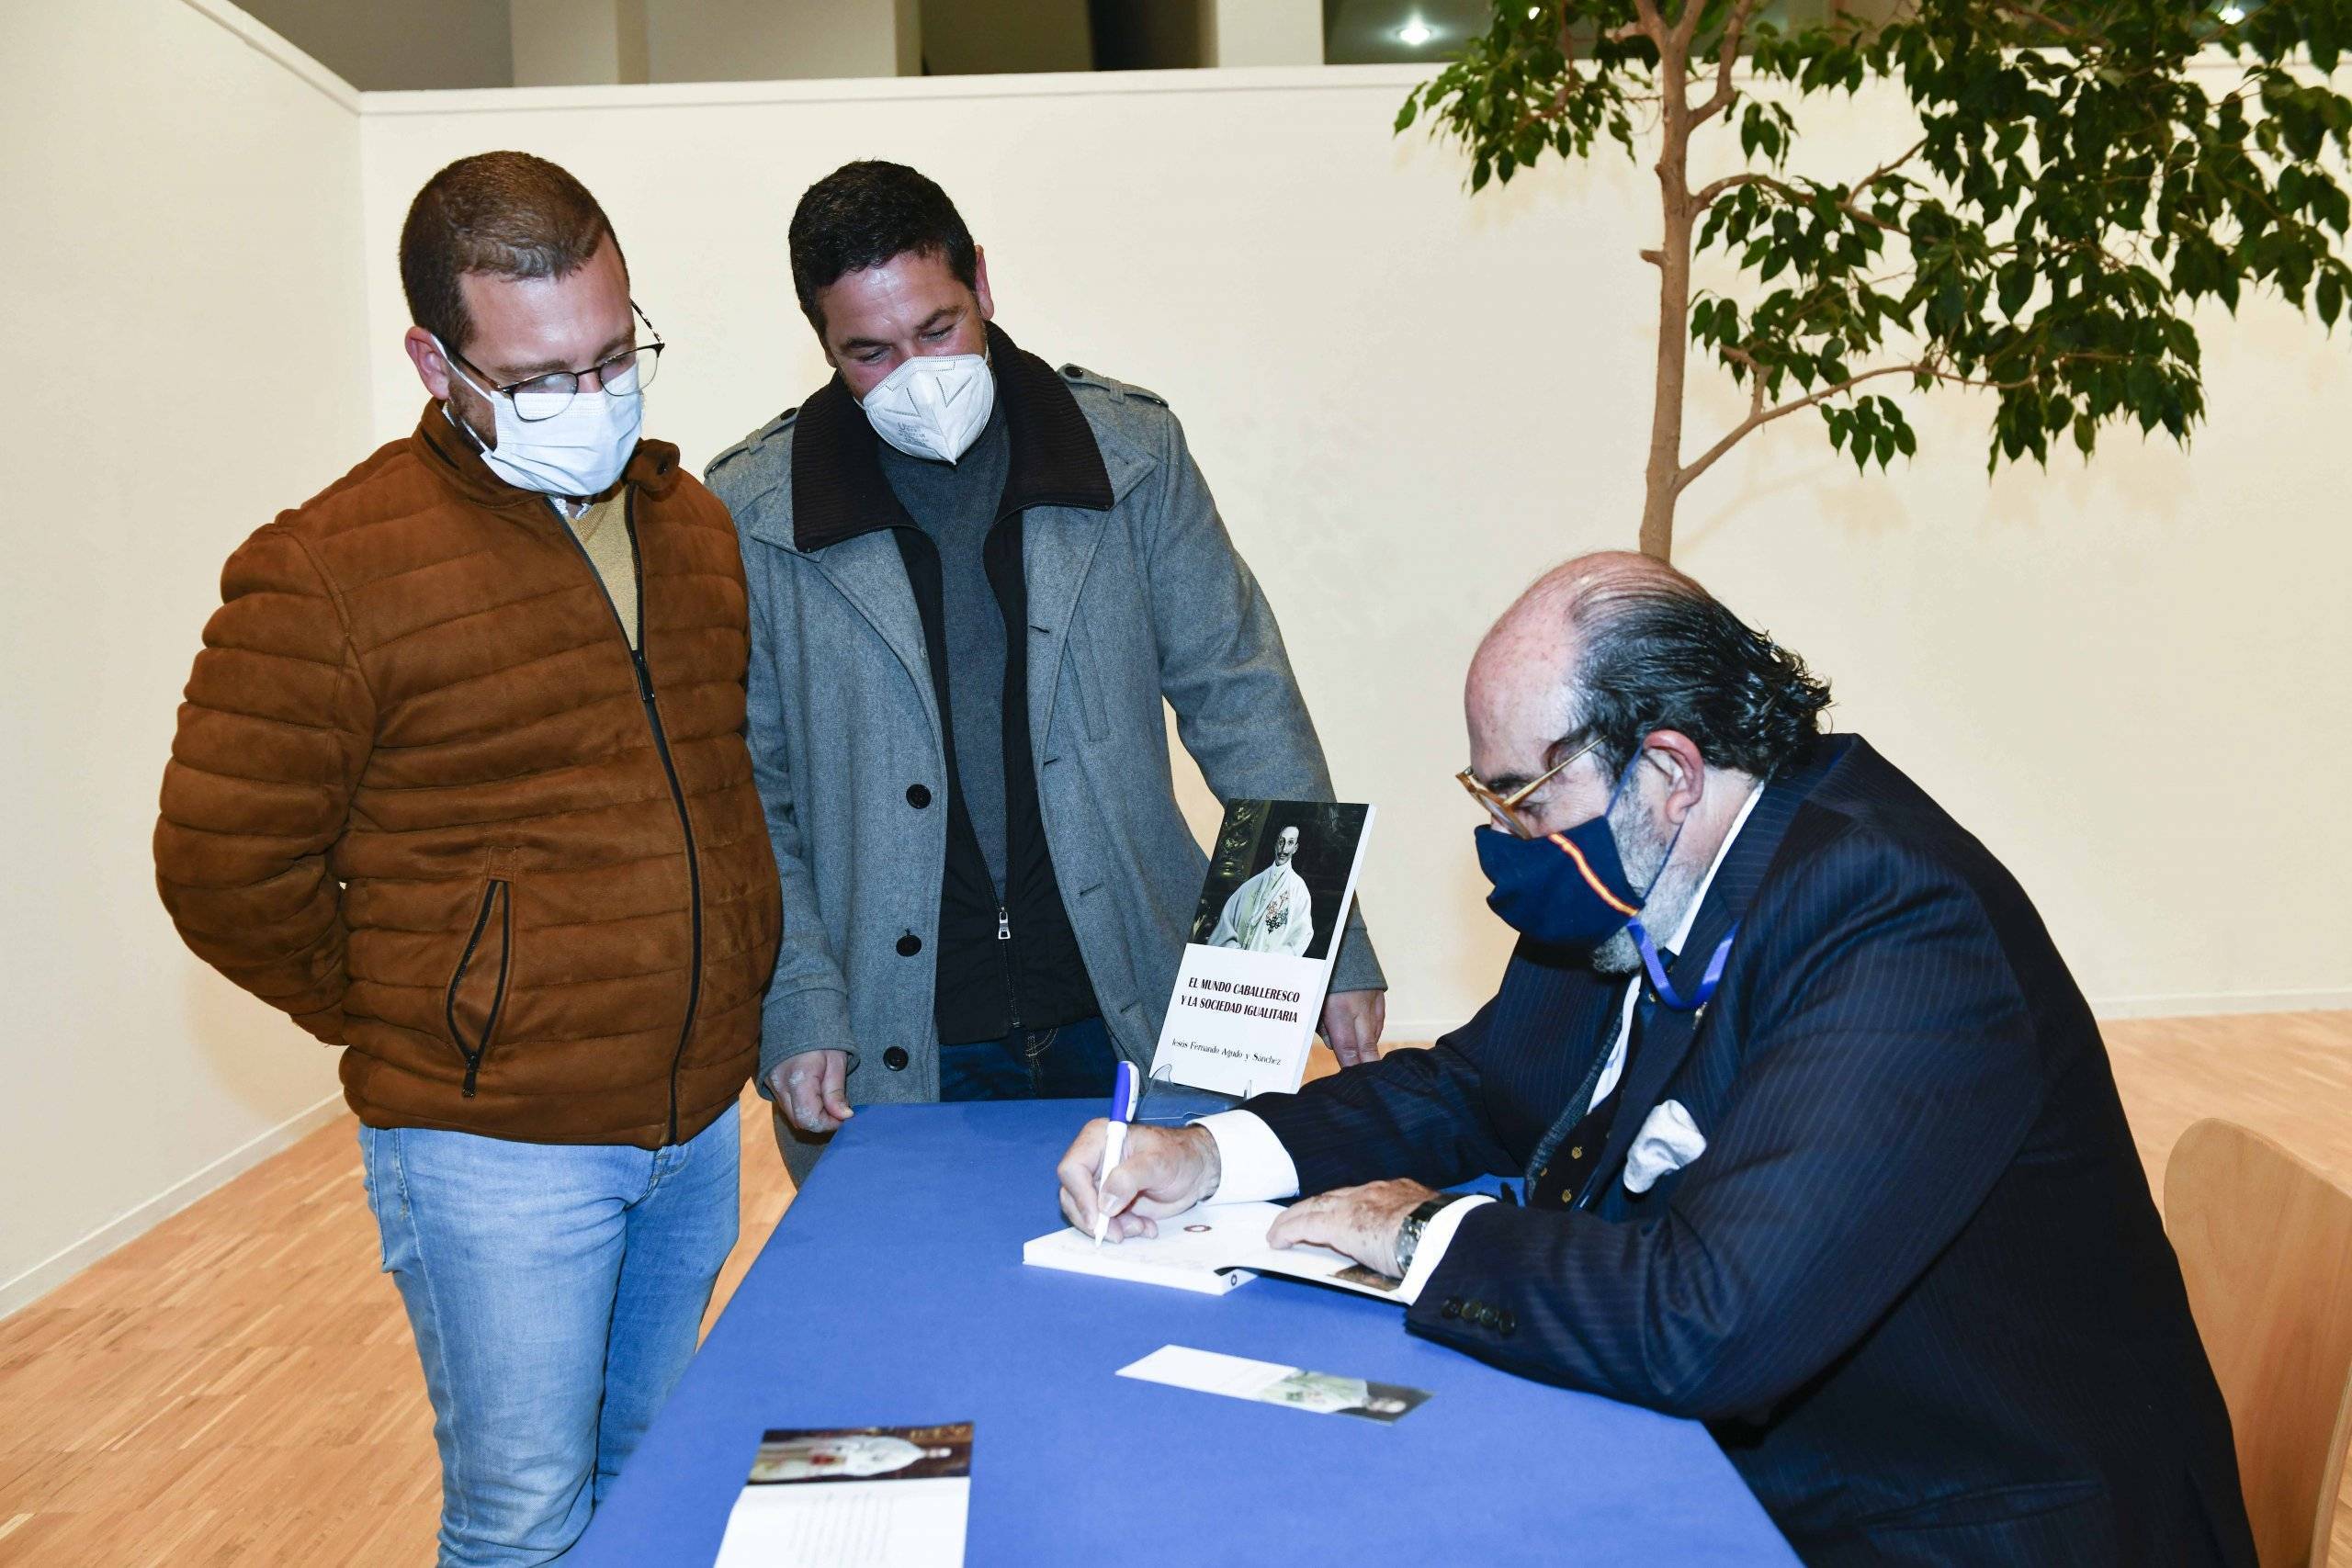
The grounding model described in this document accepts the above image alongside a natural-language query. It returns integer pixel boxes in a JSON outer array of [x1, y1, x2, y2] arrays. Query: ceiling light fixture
[[1397, 15, 1437, 47]]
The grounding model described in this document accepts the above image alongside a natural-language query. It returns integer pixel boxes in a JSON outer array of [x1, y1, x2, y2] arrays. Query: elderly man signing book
[[1057, 552, 2256, 1568]]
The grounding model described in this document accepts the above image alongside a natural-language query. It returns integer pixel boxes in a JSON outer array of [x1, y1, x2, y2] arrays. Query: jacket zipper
[[561, 495, 704, 1145], [446, 880, 513, 1098], [980, 511, 1028, 1040], [997, 904, 1023, 1032]]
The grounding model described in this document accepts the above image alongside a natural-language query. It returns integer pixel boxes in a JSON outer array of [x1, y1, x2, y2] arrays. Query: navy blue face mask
[[1474, 743, 1737, 1010]]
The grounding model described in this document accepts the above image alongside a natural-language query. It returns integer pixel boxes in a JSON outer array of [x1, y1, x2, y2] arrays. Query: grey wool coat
[[706, 332, 1383, 1126]]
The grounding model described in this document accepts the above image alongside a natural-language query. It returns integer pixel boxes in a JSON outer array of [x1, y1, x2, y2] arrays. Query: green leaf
[[1998, 263, 2033, 320]]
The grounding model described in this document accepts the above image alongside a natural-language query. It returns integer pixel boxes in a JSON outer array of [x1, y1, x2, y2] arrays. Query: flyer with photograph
[[712, 1423, 972, 1567], [1118, 1345, 1431, 1424], [1148, 799, 1375, 1100]]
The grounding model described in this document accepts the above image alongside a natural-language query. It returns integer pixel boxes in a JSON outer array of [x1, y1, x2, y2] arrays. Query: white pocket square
[[1623, 1100, 1707, 1194]]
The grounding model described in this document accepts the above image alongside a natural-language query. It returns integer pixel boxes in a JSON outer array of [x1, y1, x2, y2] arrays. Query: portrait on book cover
[[1188, 799, 1369, 963], [747, 1424, 974, 1485]]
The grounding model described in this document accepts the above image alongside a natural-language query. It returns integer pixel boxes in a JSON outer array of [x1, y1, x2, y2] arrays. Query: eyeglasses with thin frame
[[1458, 735, 1601, 839], [447, 300, 665, 422]]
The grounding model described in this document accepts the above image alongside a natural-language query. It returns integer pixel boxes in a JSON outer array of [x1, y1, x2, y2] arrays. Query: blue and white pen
[[1092, 1060, 1142, 1250]]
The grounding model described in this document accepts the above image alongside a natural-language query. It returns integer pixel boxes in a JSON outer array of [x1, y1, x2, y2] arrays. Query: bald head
[[1467, 553, 1698, 737], [1463, 548, 1829, 825]]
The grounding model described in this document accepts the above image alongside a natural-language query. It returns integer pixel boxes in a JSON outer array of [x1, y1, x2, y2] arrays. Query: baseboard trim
[[0, 1091, 347, 1322], [2088, 989, 2352, 1020]]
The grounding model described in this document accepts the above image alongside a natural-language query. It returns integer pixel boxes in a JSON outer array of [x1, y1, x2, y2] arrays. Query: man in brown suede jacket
[[154, 152, 779, 1567]]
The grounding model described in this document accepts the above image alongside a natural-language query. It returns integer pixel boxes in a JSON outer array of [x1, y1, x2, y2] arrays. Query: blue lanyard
[[1629, 918, 1739, 1011]]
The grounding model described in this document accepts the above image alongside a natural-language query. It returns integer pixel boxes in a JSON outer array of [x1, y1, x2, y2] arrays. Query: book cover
[[1148, 799, 1375, 1099]]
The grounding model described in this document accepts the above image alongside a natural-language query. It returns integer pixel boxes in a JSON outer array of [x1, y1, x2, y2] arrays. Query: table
[[568, 1100, 1797, 1565]]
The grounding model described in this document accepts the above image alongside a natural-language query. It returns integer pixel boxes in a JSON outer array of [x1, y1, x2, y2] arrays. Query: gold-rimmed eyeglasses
[[1457, 735, 1601, 839]]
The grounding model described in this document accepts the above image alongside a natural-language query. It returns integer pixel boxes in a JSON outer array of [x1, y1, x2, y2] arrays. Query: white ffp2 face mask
[[858, 352, 994, 465], [438, 339, 644, 499]]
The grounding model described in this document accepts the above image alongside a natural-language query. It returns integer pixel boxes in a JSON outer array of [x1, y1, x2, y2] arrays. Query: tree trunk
[[1642, 46, 1695, 561]]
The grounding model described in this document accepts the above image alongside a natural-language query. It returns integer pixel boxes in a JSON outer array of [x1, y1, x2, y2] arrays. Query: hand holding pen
[[1092, 1061, 1140, 1249], [1053, 1070, 1226, 1243]]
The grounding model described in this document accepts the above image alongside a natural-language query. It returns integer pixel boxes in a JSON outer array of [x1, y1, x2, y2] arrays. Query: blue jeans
[[937, 1014, 1120, 1100], [357, 1104, 739, 1567]]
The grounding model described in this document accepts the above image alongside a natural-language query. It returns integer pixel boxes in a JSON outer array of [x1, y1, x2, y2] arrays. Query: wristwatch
[[1392, 1196, 1456, 1279]]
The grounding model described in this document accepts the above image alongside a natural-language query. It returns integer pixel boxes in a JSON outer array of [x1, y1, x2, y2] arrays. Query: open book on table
[[1023, 1201, 1416, 1303]]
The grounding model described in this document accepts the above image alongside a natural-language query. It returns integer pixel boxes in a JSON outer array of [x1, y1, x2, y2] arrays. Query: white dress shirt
[[1196, 783, 1765, 1298]]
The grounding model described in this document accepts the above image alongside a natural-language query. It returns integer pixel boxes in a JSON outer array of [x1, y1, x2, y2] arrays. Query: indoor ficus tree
[[1398, 0, 2352, 558]]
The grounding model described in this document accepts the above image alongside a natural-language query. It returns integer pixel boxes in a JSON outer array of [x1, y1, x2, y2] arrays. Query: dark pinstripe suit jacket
[[1247, 735, 2256, 1566]]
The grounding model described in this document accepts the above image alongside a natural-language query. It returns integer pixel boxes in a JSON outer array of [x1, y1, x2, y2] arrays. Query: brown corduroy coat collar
[[409, 398, 685, 523], [787, 322, 1114, 553]]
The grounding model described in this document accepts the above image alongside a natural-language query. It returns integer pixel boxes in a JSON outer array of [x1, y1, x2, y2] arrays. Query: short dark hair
[[400, 152, 621, 357], [789, 161, 978, 333], [1564, 566, 1832, 781]]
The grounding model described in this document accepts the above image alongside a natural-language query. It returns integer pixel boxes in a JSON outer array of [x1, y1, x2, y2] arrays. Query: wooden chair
[[2167, 1119, 2352, 1567]]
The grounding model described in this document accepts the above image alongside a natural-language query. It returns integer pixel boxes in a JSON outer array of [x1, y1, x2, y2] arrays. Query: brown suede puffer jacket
[[156, 406, 782, 1147]]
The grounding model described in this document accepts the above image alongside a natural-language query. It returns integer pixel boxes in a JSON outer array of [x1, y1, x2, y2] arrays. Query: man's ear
[[972, 247, 995, 322], [1643, 728, 1709, 824], [404, 327, 453, 401]]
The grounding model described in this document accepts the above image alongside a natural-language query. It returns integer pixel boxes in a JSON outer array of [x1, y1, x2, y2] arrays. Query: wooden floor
[[3, 1012, 2347, 1564]]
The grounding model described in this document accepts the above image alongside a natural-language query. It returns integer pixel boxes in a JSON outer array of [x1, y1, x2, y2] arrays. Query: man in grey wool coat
[[707, 161, 1385, 1178]]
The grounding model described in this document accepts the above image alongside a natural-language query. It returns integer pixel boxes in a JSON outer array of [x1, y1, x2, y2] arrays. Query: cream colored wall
[[1206, 0, 1323, 65], [232, 0, 512, 90], [512, 0, 650, 87], [0, 0, 369, 1311], [356, 65, 2351, 1037], [644, 0, 908, 84]]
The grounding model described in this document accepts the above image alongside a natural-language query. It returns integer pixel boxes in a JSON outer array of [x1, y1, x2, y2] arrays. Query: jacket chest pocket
[[444, 880, 513, 1099], [1065, 617, 1113, 744]]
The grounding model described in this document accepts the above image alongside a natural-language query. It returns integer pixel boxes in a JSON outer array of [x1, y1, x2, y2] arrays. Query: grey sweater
[[878, 398, 1012, 895]]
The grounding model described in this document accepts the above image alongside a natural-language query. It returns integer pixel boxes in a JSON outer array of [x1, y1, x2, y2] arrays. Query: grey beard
[[1590, 928, 1643, 975], [1587, 795, 1696, 976]]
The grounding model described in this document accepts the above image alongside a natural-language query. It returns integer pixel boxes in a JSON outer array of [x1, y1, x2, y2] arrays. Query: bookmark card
[[713, 1424, 972, 1567], [1149, 800, 1374, 1099], [1118, 1346, 1431, 1425]]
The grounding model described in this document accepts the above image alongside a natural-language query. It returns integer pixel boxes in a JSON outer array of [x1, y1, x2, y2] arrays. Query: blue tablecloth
[[569, 1100, 1796, 1566]]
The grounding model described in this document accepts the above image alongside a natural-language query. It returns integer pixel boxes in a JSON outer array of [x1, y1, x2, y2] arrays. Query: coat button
[[896, 932, 922, 957], [1498, 1310, 1517, 1337], [1441, 1298, 1462, 1320], [883, 1046, 910, 1071], [906, 784, 932, 808]]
